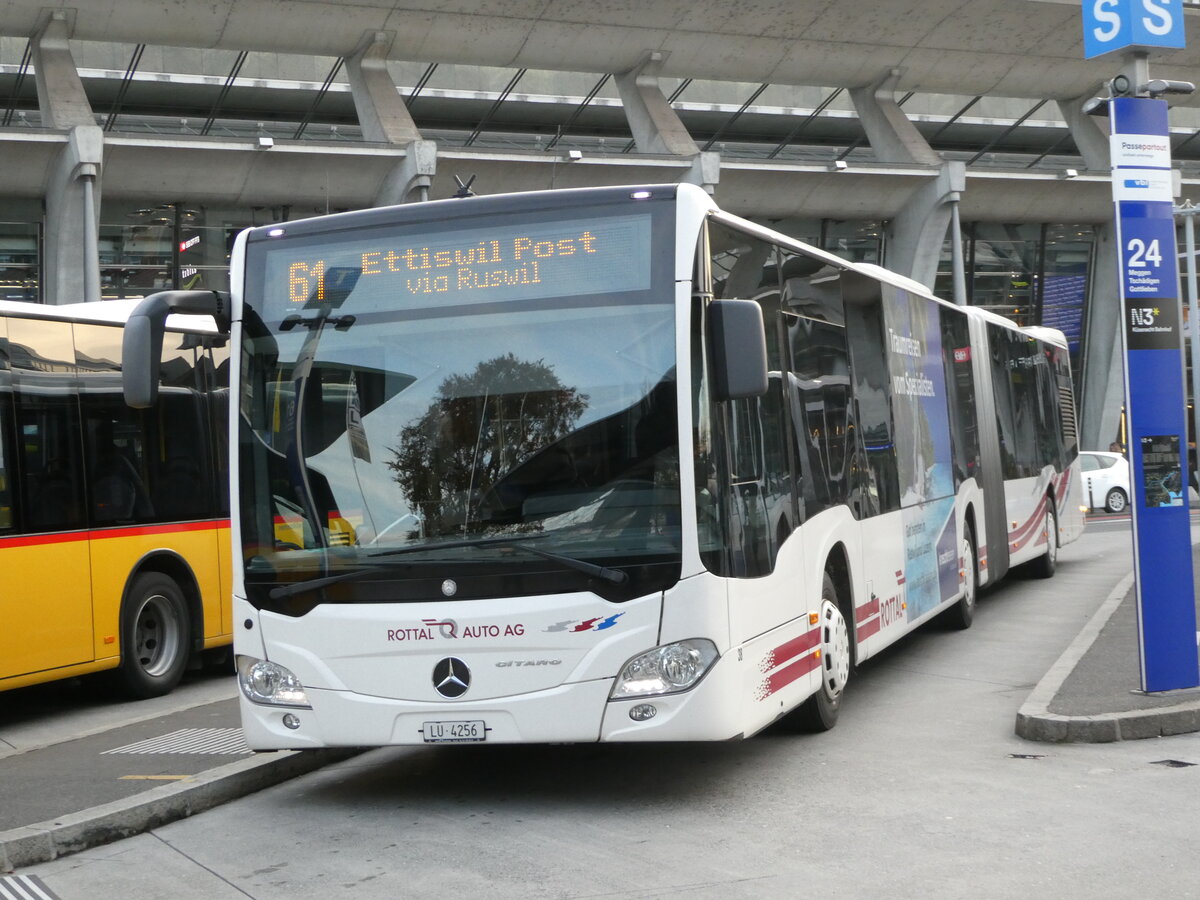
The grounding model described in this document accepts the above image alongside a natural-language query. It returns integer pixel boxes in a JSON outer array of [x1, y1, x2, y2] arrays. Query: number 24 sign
[[1120, 216, 1177, 299]]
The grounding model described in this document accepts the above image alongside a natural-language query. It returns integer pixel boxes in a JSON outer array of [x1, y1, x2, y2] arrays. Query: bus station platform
[[4, 530, 1200, 872], [1015, 540, 1200, 743], [0, 683, 358, 872]]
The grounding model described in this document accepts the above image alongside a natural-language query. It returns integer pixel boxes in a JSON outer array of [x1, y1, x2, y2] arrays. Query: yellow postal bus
[[0, 299, 230, 697]]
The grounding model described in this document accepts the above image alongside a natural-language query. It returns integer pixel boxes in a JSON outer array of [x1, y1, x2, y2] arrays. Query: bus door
[[1, 317, 93, 679]]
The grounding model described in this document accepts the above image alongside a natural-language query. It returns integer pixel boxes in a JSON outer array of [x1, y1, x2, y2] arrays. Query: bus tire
[[794, 573, 851, 732], [1028, 499, 1058, 580], [119, 572, 192, 699], [945, 528, 978, 630]]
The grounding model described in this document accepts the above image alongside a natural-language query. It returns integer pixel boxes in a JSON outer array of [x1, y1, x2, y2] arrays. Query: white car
[[1078, 450, 1130, 513]]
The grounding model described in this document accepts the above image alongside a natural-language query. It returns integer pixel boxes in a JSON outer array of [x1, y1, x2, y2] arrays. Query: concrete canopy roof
[[3, 0, 1199, 104]]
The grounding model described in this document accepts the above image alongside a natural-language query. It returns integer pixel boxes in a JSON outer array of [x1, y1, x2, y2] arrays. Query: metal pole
[[1183, 205, 1200, 495], [950, 200, 967, 305], [81, 172, 100, 302]]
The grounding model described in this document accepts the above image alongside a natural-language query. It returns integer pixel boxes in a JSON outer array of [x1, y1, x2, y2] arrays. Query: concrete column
[[885, 162, 965, 290], [375, 140, 438, 206], [615, 51, 719, 193], [346, 31, 436, 204], [32, 11, 102, 303], [850, 67, 957, 289], [1078, 222, 1125, 451], [1058, 96, 1111, 170], [849, 68, 941, 167], [683, 151, 721, 194]]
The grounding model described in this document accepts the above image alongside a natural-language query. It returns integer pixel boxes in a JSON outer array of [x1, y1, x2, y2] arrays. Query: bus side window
[[0, 320, 12, 532], [843, 275, 901, 516], [207, 339, 231, 517], [779, 253, 854, 521], [941, 307, 981, 486], [75, 323, 155, 526], [1053, 347, 1078, 465], [707, 219, 792, 575], [0, 402, 11, 532], [8, 317, 85, 531]]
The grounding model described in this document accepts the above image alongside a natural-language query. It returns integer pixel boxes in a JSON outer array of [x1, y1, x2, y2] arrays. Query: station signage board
[[1083, 0, 1186, 58], [1109, 95, 1200, 692]]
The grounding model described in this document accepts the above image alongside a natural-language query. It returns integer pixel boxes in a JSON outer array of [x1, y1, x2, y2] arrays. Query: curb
[[1015, 572, 1200, 742], [0, 747, 359, 872]]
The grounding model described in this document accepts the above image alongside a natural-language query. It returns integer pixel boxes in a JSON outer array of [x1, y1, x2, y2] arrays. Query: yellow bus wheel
[[119, 572, 191, 698]]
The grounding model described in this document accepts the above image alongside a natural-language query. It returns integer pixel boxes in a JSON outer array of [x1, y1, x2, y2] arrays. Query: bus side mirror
[[123, 311, 160, 409], [709, 299, 768, 401], [123, 290, 231, 408]]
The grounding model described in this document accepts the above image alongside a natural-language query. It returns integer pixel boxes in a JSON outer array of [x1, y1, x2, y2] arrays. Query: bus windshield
[[239, 199, 681, 607]]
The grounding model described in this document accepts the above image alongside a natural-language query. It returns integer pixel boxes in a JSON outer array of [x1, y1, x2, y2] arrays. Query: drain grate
[[102, 727, 252, 756], [0, 874, 61, 900]]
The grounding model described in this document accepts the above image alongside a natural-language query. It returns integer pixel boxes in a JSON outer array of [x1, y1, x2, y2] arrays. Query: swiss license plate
[[422, 720, 487, 743]]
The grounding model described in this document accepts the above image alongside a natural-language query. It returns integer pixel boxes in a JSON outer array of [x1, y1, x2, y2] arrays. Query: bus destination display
[[264, 213, 653, 318]]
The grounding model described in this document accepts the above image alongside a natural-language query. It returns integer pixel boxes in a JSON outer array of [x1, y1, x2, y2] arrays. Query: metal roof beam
[[405, 62, 438, 110], [103, 43, 145, 132], [928, 95, 981, 144], [767, 87, 843, 160], [2, 40, 33, 127], [200, 50, 248, 136], [702, 82, 769, 152], [293, 55, 344, 140], [463, 67, 527, 147], [966, 98, 1049, 166], [545, 72, 610, 150]]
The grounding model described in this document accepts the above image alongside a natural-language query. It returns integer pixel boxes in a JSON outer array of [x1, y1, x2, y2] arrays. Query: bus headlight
[[237, 655, 312, 708], [610, 639, 719, 699]]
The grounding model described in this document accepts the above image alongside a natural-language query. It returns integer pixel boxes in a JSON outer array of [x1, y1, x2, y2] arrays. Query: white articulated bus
[[124, 184, 1083, 747]]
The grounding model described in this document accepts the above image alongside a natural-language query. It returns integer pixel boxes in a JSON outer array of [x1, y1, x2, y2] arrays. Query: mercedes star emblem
[[432, 657, 471, 698]]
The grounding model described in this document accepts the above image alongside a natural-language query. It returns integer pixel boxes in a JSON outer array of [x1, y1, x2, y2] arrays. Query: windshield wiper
[[268, 567, 373, 600], [268, 534, 627, 600], [495, 541, 627, 584]]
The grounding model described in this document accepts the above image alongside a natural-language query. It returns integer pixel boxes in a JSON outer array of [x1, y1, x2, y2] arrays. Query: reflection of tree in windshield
[[387, 353, 588, 535]]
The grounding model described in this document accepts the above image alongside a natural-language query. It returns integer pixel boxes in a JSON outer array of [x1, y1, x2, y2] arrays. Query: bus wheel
[[119, 573, 191, 699], [794, 573, 851, 732], [1028, 500, 1058, 579], [945, 529, 978, 630]]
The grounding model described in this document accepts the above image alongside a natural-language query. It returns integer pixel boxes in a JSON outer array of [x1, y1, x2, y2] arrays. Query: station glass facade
[[2, 205, 1095, 376]]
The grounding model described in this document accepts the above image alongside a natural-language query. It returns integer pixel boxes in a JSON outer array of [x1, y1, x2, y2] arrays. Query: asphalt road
[[10, 524, 1200, 899]]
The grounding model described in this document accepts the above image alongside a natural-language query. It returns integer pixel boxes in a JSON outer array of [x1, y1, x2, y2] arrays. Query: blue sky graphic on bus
[[880, 288, 959, 620], [883, 289, 954, 506], [903, 498, 959, 621]]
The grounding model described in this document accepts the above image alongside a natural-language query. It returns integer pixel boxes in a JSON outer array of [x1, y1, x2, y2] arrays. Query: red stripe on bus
[[90, 520, 231, 540], [766, 653, 822, 695], [1009, 494, 1049, 550], [856, 616, 882, 640], [0, 519, 230, 549], [770, 629, 820, 667], [855, 596, 879, 624]]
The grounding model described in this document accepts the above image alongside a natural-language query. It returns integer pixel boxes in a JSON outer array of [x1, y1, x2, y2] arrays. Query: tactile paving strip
[[101, 727, 252, 755]]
